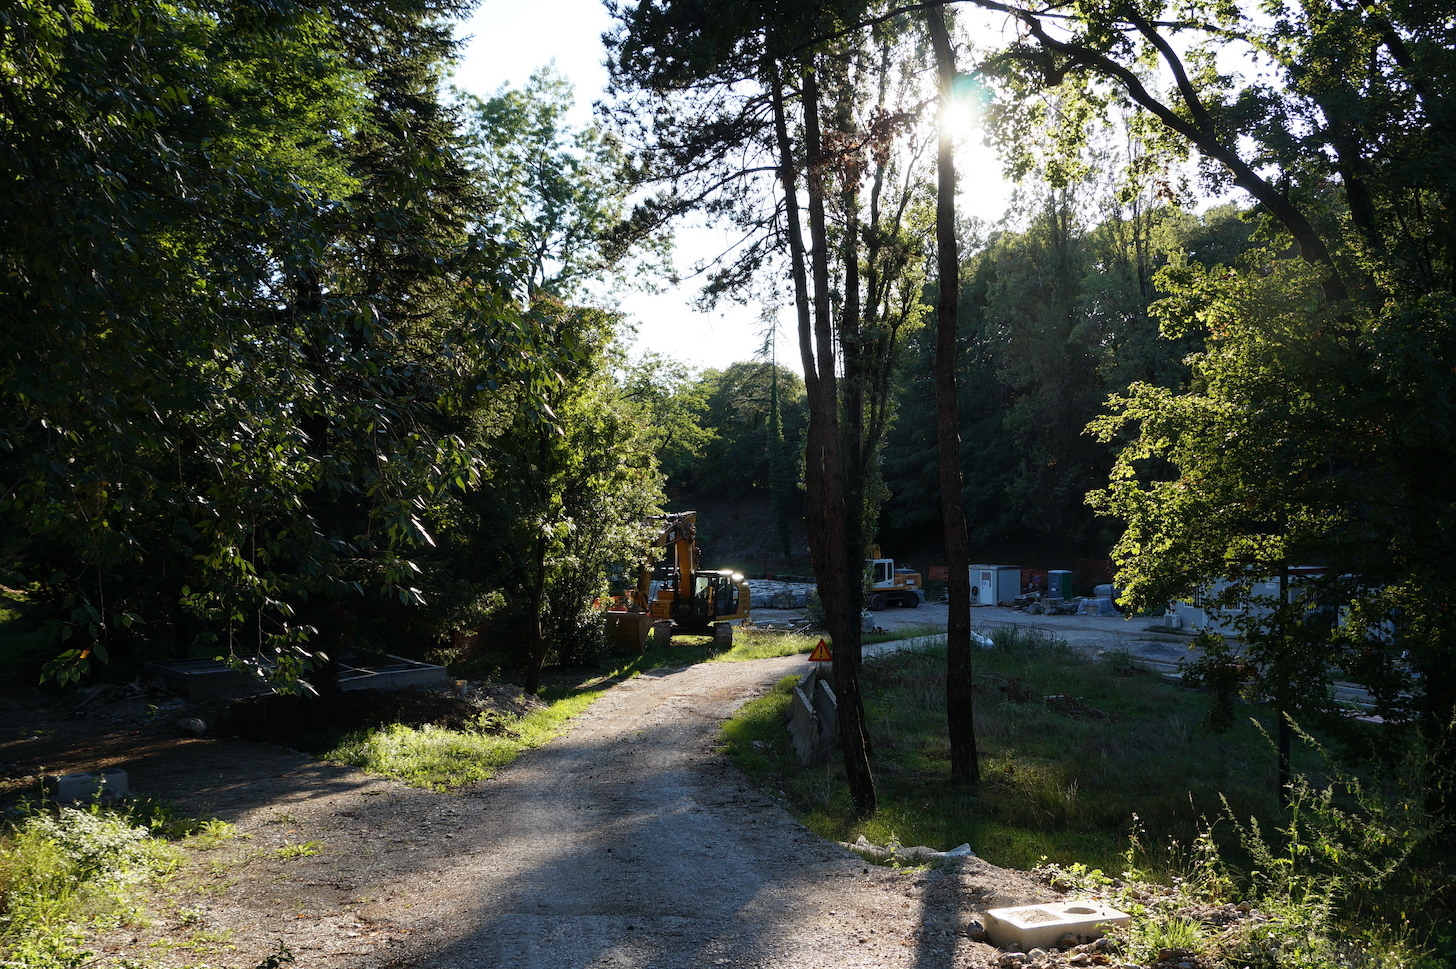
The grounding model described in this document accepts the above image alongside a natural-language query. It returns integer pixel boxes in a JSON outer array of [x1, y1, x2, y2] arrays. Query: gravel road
[[357, 654, 1048, 969], [58, 650, 1056, 968]]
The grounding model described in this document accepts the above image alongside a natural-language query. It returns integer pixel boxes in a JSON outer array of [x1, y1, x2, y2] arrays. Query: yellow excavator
[[606, 511, 750, 647]]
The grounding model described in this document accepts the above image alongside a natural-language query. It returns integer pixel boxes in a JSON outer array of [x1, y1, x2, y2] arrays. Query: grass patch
[[726, 628, 1284, 872], [709, 629, 820, 663], [864, 625, 945, 644], [722, 626, 1447, 965], [319, 626, 814, 792], [319, 686, 600, 791], [0, 803, 195, 968], [591, 627, 818, 677]]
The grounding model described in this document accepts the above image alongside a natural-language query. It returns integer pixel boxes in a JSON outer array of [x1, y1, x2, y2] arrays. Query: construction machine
[[866, 545, 922, 610], [607, 511, 750, 646]]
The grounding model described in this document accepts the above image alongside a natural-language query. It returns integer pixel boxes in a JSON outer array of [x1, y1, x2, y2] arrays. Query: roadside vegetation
[[722, 626, 1447, 967], [322, 627, 816, 790], [0, 626, 814, 966], [0, 801, 238, 969]]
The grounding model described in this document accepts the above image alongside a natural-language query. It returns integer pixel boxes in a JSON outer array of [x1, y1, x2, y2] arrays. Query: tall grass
[[724, 625, 1353, 869]]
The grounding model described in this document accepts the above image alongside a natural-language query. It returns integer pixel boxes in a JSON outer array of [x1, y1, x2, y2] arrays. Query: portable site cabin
[[1165, 568, 1326, 633], [970, 565, 1021, 606]]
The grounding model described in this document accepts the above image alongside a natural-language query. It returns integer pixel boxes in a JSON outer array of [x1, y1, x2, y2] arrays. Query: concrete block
[[789, 684, 819, 764], [604, 612, 651, 652], [813, 679, 838, 744], [48, 769, 129, 803], [983, 900, 1130, 951]]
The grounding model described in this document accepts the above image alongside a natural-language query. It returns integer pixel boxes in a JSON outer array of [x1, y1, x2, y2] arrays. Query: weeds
[[321, 688, 599, 790], [273, 841, 321, 860], [0, 804, 186, 968], [184, 818, 237, 850]]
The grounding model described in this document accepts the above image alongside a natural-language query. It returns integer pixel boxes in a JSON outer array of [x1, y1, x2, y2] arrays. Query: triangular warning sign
[[808, 639, 833, 662]]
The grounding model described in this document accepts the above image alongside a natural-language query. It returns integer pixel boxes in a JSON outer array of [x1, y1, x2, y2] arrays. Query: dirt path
[[33, 655, 1054, 968]]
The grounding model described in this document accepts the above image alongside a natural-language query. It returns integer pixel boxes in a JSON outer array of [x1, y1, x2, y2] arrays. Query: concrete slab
[[146, 652, 448, 700]]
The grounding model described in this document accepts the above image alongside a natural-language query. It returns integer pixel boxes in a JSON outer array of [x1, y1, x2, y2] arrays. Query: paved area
[[752, 600, 1198, 672]]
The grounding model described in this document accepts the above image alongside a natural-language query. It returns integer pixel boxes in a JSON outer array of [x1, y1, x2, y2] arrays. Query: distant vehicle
[[866, 546, 922, 610], [611, 511, 750, 644]]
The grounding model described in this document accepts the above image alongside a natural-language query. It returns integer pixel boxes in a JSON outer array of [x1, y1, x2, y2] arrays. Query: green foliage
[[881, 198, 1249, 550], [252, 942, 296, 969], [320, 688, 603, 790], [461, 305, 665, 690], [0, 805, 184, 967], [462, 66, 667, 299], [273, 841, 322, 860], [615, 354, 716, 494], [0, 0, 579, 687], [724, 636, 1295, 872], [1048, 761, 1440, 969], [728, 637, 1443, 963], [1090, 249, 1456, 815], [670, 362, 808, 500]]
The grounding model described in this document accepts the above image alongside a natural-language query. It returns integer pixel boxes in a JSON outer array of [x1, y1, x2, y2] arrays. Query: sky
[[452, 0, 1013, 373]]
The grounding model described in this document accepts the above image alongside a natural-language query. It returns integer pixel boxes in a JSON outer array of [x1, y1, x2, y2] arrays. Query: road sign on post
[[808, 639, 833, 662]]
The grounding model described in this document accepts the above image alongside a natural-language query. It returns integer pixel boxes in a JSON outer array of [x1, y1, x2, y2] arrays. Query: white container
[[984, 900, 1130, 950], [970, 565, 1021, 606]]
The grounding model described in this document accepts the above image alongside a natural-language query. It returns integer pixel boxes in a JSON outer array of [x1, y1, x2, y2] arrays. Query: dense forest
[[5, 0, 1456, 830]]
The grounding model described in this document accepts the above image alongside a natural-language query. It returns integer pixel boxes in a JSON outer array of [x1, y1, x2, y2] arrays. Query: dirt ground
[[0, 646, 1101, 969], [0, 603, 1198, 969]]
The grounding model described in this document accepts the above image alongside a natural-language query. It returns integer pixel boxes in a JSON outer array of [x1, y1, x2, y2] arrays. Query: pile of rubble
[[745, 578, 817, 609], [1010, 584, 1121, 617]]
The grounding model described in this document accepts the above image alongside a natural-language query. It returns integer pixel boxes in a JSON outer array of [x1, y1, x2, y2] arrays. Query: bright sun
[[942, 75, 1010, 220]]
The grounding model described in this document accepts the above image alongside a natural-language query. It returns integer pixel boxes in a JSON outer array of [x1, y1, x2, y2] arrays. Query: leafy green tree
[[0, 1, 565, 687], [763, 333, 803, 565], [472, 307, 663, 693], [968, 0, 1456, 821], [615, 353, 716, 496], [691, 362, 807, 499], [463, 67, 665, 300], [610, 0, 923, 815]]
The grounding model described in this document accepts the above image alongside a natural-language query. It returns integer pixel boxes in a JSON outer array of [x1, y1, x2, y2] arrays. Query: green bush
[[0, 805, 181, 968]]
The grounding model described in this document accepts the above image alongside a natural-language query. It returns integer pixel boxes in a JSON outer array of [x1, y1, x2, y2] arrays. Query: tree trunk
[[523, 532, 549, 695], [926, 5, 980, 783], [769, 57, 876, 817]]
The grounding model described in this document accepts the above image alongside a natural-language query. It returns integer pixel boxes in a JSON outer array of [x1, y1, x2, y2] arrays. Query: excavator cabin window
[[691, 573, 739, 619]]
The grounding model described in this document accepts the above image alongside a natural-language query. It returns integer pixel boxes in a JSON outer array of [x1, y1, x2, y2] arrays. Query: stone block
[[48, 769, 129, 803]]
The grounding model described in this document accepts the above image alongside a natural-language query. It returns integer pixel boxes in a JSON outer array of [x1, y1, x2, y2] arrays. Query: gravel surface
[[6, 653, 1058, 969]]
